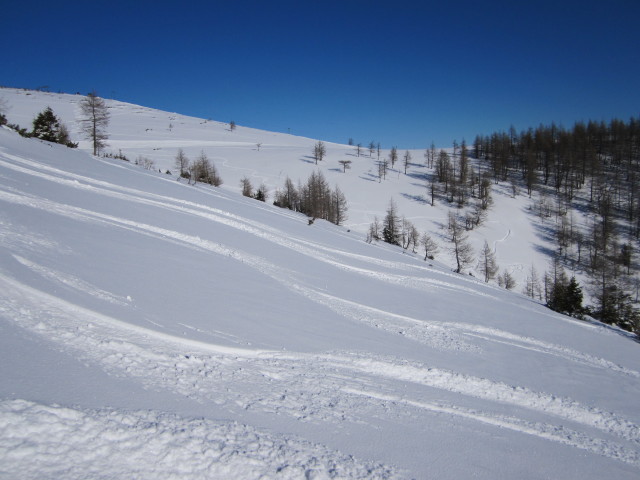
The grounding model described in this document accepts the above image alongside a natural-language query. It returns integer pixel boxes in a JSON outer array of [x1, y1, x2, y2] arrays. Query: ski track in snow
[[0, 153, 496, 300], [1, 273, 640, 470], [0, 399, 400, 480], [2, 179, 638, 376], [13, 254, 130, 306], [1, 151, 639, 368], [2, 151, 640, 471]]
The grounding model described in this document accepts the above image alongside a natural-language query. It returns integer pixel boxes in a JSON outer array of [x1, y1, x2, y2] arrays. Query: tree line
[[473, 118, 640, 332]]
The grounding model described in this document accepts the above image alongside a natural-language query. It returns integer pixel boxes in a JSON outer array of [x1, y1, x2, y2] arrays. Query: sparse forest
[[473, 118, 640, 331], [273, 170, 348, 226]]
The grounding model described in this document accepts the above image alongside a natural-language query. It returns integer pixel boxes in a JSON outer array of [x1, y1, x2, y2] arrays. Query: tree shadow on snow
[[359, 173, 379, 182], [401, 192, 429, 205], [299, 156, 316, 164]]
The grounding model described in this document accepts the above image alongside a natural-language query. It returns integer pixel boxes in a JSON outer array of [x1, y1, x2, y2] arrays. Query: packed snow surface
[[0, 89, 639, 479]]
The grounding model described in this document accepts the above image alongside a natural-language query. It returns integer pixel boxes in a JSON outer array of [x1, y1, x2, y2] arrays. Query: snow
[[0, 88, 639, 479]]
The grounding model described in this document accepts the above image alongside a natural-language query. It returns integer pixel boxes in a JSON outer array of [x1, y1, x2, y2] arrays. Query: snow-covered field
[[0, 88, 639, 479]]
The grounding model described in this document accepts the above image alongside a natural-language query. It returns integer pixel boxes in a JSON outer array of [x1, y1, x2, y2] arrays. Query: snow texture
[[0, 88, 639, 479]]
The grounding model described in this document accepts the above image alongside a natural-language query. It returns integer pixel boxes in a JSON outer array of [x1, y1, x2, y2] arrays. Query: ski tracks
[[1, 273, 639, 470], [1, 155, 638, 374], [2, 152, 640, 470]]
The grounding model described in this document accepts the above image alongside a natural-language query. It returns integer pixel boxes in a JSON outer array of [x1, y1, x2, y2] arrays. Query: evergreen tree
[[254, 183, 268, 202], [30, 107, 76, 147], [31, 107, 60, 142], [564, 277, 584, 317]]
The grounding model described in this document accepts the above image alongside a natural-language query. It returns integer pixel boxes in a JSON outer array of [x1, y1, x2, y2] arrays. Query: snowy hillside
[[0, 89, 639, 479], [0, 88, 558, 290]]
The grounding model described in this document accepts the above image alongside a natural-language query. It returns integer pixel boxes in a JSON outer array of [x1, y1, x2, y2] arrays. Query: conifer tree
[[479, 241, 499, 282], [403, 150, 412, 174], [80, 91, 110, 155], [382, 199, 400, 245], [31, 107, 60, 142], [389, 147, 398, 168], [445, 212, 474, 273]]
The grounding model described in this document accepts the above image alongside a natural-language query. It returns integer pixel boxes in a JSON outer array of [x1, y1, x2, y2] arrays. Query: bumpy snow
[[0, 89, 639, 479]]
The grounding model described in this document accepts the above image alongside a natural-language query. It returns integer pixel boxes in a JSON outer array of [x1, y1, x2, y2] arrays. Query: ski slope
[[0, 89, 639, 479]]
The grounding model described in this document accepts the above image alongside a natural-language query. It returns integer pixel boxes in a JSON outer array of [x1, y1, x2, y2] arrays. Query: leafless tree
[[174, 148, 189, 177], [368, 141, 376, 157], [0, 97, 9, 124], [479, 241, 499, 282], [330, 186, 348, 225], [501, 270, 516, 290], [191, 151, 222, 186], [420, 232, 439, 260], [339, 159, 352, 172], [389, 147, 398, 168], [444, 211, 474, 273], [367, 216, 381, 243], [240, 177, 253, 197], [313, 141, 326, 164], [79, 91, 110, 155], [403, 150, 412, 174]]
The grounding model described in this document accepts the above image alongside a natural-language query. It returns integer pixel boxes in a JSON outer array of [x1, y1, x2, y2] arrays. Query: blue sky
[[2, 0, 639, 148]]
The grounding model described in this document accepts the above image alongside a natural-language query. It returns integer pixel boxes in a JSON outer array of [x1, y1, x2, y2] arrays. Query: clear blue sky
[[2, 0, 639, 148]]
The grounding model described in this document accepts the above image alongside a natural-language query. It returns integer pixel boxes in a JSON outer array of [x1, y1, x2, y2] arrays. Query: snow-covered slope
[[0, 89, 639, 479], [0, 88, 557, 289]]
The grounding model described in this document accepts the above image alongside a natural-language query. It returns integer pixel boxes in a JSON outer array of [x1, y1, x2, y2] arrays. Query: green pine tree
[[564, 277, 584, 317], [32, 107, 60, 142]]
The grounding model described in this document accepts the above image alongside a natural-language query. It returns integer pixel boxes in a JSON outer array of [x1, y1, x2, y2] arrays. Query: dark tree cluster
[[428, 143, 493, 224], [273, 170, 348, 226], [5, 104, 77, 148], [474, 118, 640, 332], [240, 176, 268, 202], [30, 106, 77, 147], [174, 149, 222, 186]]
